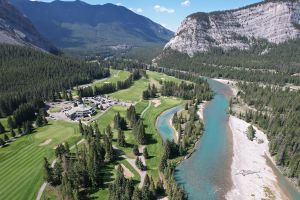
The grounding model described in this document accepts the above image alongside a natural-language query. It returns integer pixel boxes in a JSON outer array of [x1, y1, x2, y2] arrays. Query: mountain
[[163, 0, 300, 56], [0, 0, 58, 53], [12, 0, 173, 55]]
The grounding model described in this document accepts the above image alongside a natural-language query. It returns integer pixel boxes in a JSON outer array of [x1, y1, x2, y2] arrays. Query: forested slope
[[0, 44, 109, 117], [157, 39, 300, 85]]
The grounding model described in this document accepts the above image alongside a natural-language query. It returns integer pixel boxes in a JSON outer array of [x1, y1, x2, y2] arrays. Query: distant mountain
[[163, 0, 300, 56], [0, 0, 58, 53], [12, 0, 174, 55]]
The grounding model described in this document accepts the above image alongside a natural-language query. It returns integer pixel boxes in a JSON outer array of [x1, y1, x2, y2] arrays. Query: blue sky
[[37, 0, 262, 31]]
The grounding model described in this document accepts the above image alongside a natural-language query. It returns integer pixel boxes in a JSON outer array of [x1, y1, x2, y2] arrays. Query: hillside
[[0, 0, 58, 53], [0, 44, 109, 117], [12, 0, 173, 55], [163, 0, 300, 56]]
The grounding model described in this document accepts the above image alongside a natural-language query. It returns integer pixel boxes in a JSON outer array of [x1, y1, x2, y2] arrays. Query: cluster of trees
[[173, 102, 205, 155], [143, 84, 158, 100], [0, 44, 110, 117], [126, 106, 147, 145], [0, 107, 48, 147], [161, 81, 213, 101], [78, 70, 142, 97], [236, 83, 300, 184], [44, 122, 116, 199], [109, 166, 162, 200], [114, 112, 127, 131], [158, 140, 188, 200], [158, 39, 300, 85]]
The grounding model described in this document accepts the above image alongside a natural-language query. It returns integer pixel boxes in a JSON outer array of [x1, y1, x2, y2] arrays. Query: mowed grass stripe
[[4, 168, 43, 200], [0, 148, 48, 195], [0, 120, 79, 199]]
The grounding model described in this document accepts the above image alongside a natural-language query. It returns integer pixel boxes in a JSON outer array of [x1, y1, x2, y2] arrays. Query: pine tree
[[11, 129, 16, 138], [43, 157, 54, 184], [133, 145, 139, 156], [79, 120, 84, 135], [4, 134, 9, 142], [0, 138, 5, 146], [143, 147, 149, 159], [7, 116, 15, 130], [35, 113, 43, 127], [247, 125, 256, 141], [0, 122, 5, 133], [106, 125, 113, 142], [117, 129, 126, 147]]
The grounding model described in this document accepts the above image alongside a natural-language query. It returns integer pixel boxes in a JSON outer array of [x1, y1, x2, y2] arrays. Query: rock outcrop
[[164, 0, 300, 56], [0, 0, 58, 53]]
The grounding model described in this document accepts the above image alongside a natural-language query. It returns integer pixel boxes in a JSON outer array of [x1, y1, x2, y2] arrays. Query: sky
[[36, 0, 262, 31]]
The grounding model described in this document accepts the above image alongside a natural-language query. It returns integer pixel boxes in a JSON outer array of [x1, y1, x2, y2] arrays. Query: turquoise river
[[156, 78, 300, 200]]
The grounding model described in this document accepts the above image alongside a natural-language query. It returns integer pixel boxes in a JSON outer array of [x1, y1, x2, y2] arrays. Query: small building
[[66, 104, 96, 119]]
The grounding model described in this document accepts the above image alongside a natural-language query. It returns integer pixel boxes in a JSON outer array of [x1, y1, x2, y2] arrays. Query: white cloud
[[154, 5, 175, 14], [129, 8, 143, 13], [181, 0, 191, 7], [136, 8, 143, 13], [116, 3, 122, 6]]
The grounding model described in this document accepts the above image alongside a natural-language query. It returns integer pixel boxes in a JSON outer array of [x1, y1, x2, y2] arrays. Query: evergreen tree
[[0, 122, 5, 133], [43, 157, 54, 184], [247, 125, 256, 141], [10, 129, 16, 138], [79, 120, 84, 135], [133, 145, 139, 156], [35, 113, 43, 127], [7, 116, 15, 130], [117, 129, 126, 147], [143, 147, 149, 159], [0, 138, 5, 146], [4, 134, 9, 142]]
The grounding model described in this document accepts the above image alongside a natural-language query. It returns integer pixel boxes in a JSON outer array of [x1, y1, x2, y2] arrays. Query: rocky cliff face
[[0, 0, 58, 53], [164, 0, 300, 56]]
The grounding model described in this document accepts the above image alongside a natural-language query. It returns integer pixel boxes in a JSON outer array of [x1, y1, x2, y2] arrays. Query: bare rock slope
[[165, 0, 300, 56], [0, 0, 57, 53]]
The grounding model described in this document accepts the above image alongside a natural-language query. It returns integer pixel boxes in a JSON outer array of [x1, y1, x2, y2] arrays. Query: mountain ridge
[[12, 0, 173, 55]]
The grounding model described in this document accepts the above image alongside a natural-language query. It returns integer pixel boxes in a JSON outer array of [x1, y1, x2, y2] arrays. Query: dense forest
[[234, 83, 300, 184], [157, 39, 300, 85], [161, 81, 213, 101], [0, 44, 110, 117]]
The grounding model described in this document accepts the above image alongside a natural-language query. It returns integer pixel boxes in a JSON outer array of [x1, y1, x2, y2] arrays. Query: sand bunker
[[39, 139, 52, 146], [152, 99, 161, 107]]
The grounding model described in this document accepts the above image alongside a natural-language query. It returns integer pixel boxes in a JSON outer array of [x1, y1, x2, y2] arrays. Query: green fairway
[[0, 120, 80, 200], [92, 69, 130, 88], [110, 77, 149, 102], [143, 97, 183, 181]]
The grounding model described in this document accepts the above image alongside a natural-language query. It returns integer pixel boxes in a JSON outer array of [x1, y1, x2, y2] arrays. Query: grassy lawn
[[143, 97, 183, 181], [135, 100, 149, 114], [0, 120, 80, 200]]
